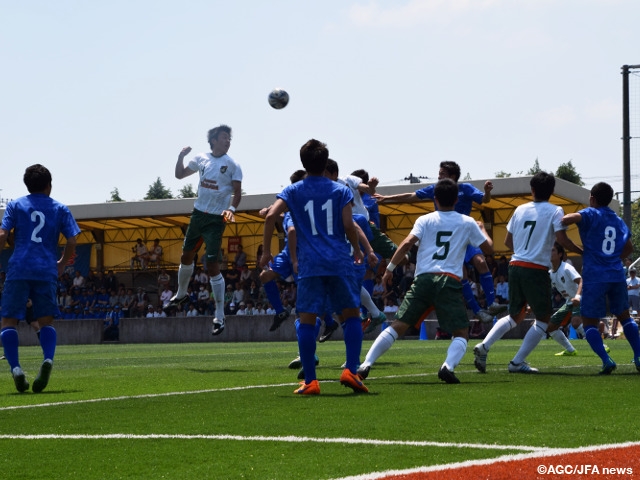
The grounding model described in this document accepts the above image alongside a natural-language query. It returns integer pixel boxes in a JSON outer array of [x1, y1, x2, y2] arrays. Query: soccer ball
[[268, 88, 289, 109]]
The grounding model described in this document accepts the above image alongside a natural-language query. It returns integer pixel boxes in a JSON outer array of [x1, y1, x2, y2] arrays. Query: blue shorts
[[581, 282, 629, 318], [269, 250, 296, 283], [296, 274, 360, 315], [1, 280, 59, 320], [464, 245, 483, 264]]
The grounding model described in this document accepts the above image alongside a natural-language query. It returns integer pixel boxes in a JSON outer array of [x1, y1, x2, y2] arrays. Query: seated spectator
[[157, 269, 171, 296], [131, 238, 149, 269], [109, 288, 120, 307], [193, 267, 208, 289], [372, 275, 385, 309], [148, 239, 164, 268], [234, 244, 247, 270], [146, 305, 156, 318], [197, 284, 210, 310], [72, 270, 86, 289], [103, 304, 121, 341], [232, 282, 245, 307], [186, 303, 199, 317], [225, 265, 241, 286], [134, 287, 149, 317], [224, 284, 234, 315], [383, 297, 399, 314], [236, 301, 247, 315], [105, 269, 118, 293], [265, 303, 276, 315], [254, 301, 266, 315], [239, 266, 252, 289], [247, 280, 261, 302], [244, 300, 257, 315], [121, 288, 135, 318], [153, 305, 167, 318], [160, 285, 173, 307], [57, 288, 72, 309], [96, 286, 110, 307], [495, 274, 509, 304]]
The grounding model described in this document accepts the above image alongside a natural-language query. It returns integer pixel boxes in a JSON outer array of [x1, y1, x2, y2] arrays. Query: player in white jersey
[[164, 125, 242, 336], [473, 172, 582, 374], [358, 178, 494, 384], [548, 242, 586, 355]]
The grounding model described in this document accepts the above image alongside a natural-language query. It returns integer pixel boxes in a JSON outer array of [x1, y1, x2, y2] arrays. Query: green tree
[[178, 184, 197, 198], [108, 187, 124, 202], [144, 178, 173, 200], [495, 171, 511, 178], [527, 158, 542, 175], [555, 160, 584, 186]]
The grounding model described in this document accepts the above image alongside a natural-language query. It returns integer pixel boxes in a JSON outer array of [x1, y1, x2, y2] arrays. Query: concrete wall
[[15, 313, 534, 346]]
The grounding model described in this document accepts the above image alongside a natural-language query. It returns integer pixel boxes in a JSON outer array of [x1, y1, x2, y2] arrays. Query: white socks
[[360, 286, 381, 317], [175, 263, 195, 298], [481, 316, 517, 350], [362, 327, 398, 368], [210, 273, 226, 320], [550, 329, 575, 352], [512, 321, 548, 365], [443, 337, 467, 371]]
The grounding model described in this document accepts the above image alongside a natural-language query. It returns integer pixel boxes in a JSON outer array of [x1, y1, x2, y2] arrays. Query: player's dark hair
[[207, 124, 232, 144], [553, 241, 565, 256], [300, 139, 329, 174], [290, 169, 307, 184], [351, 169, 369, 184], [325, 158, 339, 176], [23, 164, 52, 193], [440, 161, 461, 182], [530, 171, 555, 201], [434, 178, 458, 207], [590, 182, 613, 207]]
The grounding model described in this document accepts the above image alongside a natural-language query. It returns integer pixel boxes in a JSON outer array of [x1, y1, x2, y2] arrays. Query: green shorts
[[508, 264, 552, 319], [396, 273, 469, 334], [550, 302, 580, 326], [369, 223, 398, 259], [182, 208, 226, 262]]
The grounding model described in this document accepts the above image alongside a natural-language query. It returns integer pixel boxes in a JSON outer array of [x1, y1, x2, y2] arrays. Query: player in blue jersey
[[260, 139, 369, 395], [259, 170, 306, 332], [375, 161, 503, 325], [562, 182, 640, 374], [358, 178, 494, 383], [0, 164, 81, 393], [164, 125, 242, 336]]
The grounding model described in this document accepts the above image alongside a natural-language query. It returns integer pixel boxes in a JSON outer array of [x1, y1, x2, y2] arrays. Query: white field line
[[329, 441, 640, 480], [0, 432, 547, 452]]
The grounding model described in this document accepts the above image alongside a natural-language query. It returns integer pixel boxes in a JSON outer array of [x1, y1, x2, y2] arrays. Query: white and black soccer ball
[[268, 88, 289, 109]]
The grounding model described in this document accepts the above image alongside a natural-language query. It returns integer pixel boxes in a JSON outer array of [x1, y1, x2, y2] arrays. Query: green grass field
[[1, 337, 638, 479]]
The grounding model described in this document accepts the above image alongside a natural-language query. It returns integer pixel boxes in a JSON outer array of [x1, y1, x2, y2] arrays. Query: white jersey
[[507, 201, 565, 268], [411, 210, 487, 279], [549, 261, 580, 303], [188, 153, 243, 215], [339, 175, 369, 220]]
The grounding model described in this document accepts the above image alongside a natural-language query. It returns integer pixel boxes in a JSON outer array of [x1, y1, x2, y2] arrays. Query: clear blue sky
[[1, 0, 638, 206]]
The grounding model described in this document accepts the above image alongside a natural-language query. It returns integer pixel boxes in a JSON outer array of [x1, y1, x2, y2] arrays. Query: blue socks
[[461, 280, 481, 314], [342, 316, 363, 374], [296, 322, 317, 384], [0, 327, 20, 370], [585, 325, 609, 362], [479, 272, 496, 306], [39, 325, 57, 361], [621, 318, 640, 358], [263, 280, 284, 313]]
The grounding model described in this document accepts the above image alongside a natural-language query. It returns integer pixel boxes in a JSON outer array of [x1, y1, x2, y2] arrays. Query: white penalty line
[[0, 432, 547, 452]]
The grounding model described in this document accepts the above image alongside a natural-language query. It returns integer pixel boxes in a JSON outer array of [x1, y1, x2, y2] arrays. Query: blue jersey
[[361, 193, 380, 228], [353, 213, 373, 279], [277, 175, 354, 279], [577, 206, 629, 284], [281, 212, 294, 255], [1, 194, 80, 282], [415, 182, 484, 216]]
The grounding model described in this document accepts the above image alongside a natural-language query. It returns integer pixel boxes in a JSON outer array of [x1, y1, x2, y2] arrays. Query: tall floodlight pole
[[622, 65, 632, 228]]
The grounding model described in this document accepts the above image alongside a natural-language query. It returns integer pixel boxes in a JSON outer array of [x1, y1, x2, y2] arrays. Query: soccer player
[[164, 125, 242, 336], [259, 170, 305, 332], [260, 139, 368, 395], [375, 161, 503, 323], [473, 172, 581, 374], [549, 242, 584, 355], [358, 178, 494, 384], [562, 182, 640, 374], [0, 164, 81, 393]]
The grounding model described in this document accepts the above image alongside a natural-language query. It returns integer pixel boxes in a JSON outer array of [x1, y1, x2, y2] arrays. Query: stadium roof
[[1, 176, 603, 270]]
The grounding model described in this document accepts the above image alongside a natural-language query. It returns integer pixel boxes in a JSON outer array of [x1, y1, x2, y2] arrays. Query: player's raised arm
[[175, 146, 195, 179]]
